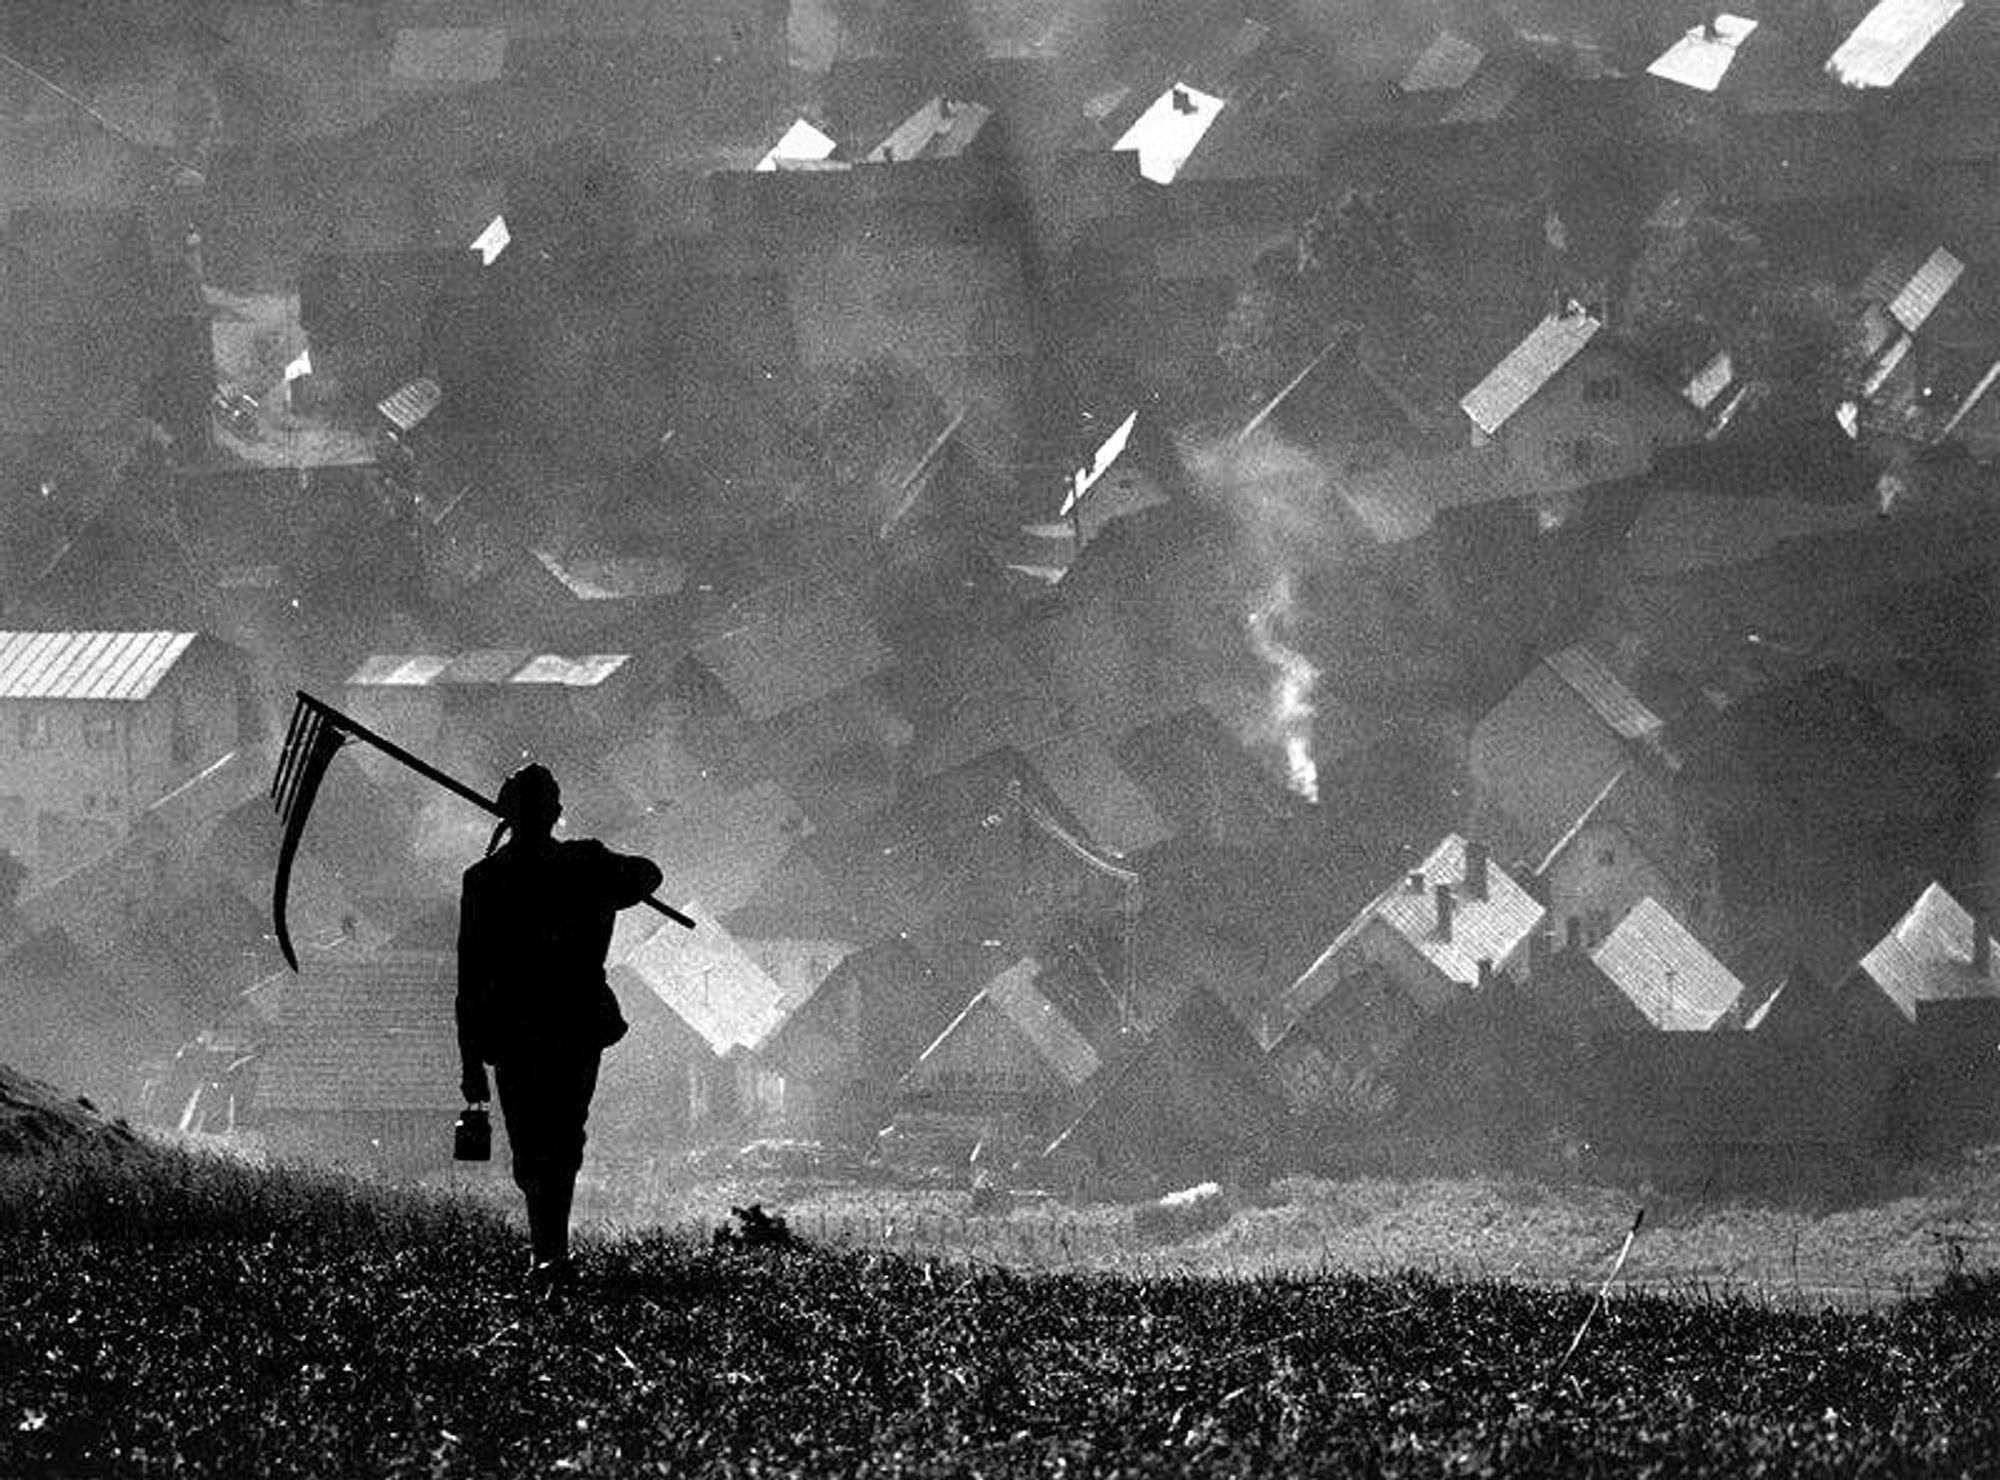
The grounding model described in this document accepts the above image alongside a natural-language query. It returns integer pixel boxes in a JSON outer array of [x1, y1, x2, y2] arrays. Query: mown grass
[[4, 1141, 1999, 1478]]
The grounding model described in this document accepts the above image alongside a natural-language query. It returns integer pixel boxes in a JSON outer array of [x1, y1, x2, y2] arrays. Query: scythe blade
[[270, 702, 346, 972]]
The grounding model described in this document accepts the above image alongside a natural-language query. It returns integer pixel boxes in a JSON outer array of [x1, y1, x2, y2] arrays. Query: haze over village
[[5, 0, 2000, 1203]]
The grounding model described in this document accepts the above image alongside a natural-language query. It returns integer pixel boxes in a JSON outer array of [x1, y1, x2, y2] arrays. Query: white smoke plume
[[1247, 571, 1320, 803], [1181, 427, 1333, 805]]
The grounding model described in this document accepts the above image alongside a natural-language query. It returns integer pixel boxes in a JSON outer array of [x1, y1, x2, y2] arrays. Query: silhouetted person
[[456, 764, 663, 1290]]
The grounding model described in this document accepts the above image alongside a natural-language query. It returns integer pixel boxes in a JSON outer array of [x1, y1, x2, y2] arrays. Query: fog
[[3, 0, 1999, 1208]]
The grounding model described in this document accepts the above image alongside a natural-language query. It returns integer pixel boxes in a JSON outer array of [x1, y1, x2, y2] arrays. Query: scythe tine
[[271, 707, 345, 972], [271, 695, 312, 805]]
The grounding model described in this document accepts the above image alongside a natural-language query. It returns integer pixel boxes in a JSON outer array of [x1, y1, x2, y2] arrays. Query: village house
[[748, 937, 953, 1139], [1640, 15, 1894, 214], [1841, 243, 2000, 462], [251, 948, 466, 1170], [1460, 306, 1703, 497], [1267, 833, 1545, 1116], [0, 632, 255, 882], [883, 956, 1103, 1164], [607, 906, 805, 1143], [1588, 896, 1747, 1032], [1824, 0, 1966, 92], [1041, 981, 1283, 1197], [1470, 645, 1717, 948]]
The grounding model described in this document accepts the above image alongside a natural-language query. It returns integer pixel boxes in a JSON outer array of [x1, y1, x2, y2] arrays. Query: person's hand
[[461, 1066, 490, 1104]]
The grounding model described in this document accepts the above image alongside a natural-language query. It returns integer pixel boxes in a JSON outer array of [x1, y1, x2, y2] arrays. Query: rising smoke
[[1179, 426, 1336, 804]]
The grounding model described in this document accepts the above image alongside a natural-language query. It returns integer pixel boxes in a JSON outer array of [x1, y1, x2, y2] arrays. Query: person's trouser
[[495, 1048, 601, 1265]]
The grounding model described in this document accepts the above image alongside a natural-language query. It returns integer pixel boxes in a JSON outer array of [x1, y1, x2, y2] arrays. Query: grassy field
[[5, 1139, 2000, 1477]]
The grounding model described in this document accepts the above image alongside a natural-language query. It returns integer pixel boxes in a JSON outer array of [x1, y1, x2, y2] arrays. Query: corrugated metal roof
[[377, 377, 443, 432], [1460, 309, 1601, 434], [1647, 14, 1758, 91], [1591, 898, 1745, 1030], [1826, 0, 1963, 89], [1860, 882, 2000, 1021], [1887, 246, 1963, 333], [343, 651, 629, 687], [1283, 834, 1545, 1033], [0, 632, 198, 701], [1543, 646, 1664, 743], [1401, 31, 1486, 92], [1111, 82, 1226, 185]]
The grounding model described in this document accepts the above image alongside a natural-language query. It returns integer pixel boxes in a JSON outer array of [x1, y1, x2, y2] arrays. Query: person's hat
[[496, 762, 561, 823]]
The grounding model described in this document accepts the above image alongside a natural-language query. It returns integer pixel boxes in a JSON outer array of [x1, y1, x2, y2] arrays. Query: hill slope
[[3, 1138, 1997, 1477]]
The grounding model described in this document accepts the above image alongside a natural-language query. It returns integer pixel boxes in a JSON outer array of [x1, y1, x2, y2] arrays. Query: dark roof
[[253, 952, 459, 1113]]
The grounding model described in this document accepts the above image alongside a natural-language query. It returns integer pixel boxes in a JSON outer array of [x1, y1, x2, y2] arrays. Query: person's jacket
[[456, 836, 664, 1070]]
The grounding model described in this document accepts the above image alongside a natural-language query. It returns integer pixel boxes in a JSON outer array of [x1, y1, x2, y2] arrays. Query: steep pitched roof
[[0, 632, 199, 701], [1859, 882, 2000, 1022], [915, 958, 1101, 1088], [1825, 0, 1963, 89], [1542, 645, 1664, 744], [693, 576, 892, 721], [865, 98, 993, 162], [1590, 898, 1746, 1031], [1460, 309, 1601, 435], [609, 906, 793, 1055], [253, 952, 459, 1113], [1280, 834, 1545, 1036], [1473, 650, 1669, 868]]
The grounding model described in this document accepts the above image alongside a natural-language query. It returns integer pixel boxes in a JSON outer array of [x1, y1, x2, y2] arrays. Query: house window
[[1567, 439, 1602, 473], [83, 714, 118, 751], [1599, 845, 1616, 867], [18, 710, 55, 750], [1582, 375, 1623, 404]]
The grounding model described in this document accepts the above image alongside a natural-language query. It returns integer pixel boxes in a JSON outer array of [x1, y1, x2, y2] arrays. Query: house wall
[[903, 996, 1069, 1104], [1493, 347, 1700, 496], [0, 648, 242, 880], [1540, 820, 1698, 950], [262, 1110, 459, 1174]]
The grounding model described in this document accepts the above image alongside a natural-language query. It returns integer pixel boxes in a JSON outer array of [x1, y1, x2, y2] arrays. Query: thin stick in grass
[[1553, 1207, 1645, 1380]]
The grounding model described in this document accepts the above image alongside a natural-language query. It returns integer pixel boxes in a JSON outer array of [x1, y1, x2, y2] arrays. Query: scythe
[[269, 690, 694, 971]]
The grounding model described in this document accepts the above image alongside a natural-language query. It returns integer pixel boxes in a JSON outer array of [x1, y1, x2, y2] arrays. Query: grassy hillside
[[4, 1141, 1999, 1477]]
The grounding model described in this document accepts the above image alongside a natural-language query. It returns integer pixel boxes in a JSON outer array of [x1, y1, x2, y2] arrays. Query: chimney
[[1565, 915, 1584, 953], [1171, 86, 1196, 115], [1434, 883, 1455, 942], [1465, 841, 1489, 901], [1975, 911, 1991, 976], [1476, 957, 1494, 990], [1407, 870, 1426, 894]]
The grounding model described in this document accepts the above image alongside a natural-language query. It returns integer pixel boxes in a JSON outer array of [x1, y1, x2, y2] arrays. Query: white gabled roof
[[1647, 14, 1759, 92], [1461, 309, 1602, 435], [1859, 882, 2000, 1021], [1401, 31, 1486, 92], [1591, 898, 1746, 1031], [1826, 0, 1964, 89], [1111, 83, 1225, 185], [756, 118, 840, 172], [0, 632, 199, 702]]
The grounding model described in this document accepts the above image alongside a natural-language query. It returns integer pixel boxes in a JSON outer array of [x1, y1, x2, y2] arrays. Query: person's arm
[[582, 840, 665, 908], [455, 872, 492, 1103]]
